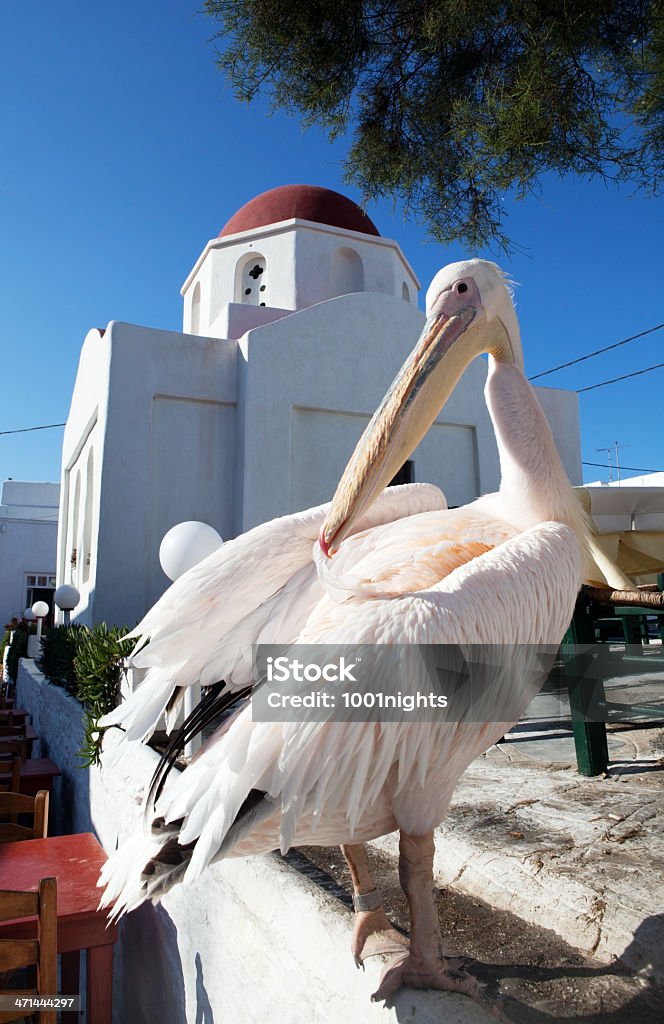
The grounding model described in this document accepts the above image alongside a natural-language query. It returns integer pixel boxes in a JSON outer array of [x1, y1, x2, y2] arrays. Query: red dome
[[219, 185, 380, 238]]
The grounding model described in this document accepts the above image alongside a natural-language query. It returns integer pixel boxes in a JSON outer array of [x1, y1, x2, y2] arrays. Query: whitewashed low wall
[[15, 659, 89, 836], [16, 660, 490, 1024]]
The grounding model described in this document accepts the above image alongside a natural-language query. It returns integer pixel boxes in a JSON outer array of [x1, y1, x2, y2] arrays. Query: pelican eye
[[457, 282, 468, 294]]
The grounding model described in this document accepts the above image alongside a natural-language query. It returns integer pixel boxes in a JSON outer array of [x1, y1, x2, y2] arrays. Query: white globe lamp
[[159, 521, 223, 582], [55, 584, 81, 625], [29, 600, 50, 657]]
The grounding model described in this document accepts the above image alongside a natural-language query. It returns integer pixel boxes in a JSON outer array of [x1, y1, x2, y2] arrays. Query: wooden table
[[0, 756, 61, 796], [0, 833, 118, 1023]]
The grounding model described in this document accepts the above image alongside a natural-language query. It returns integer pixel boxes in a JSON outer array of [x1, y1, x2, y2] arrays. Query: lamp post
[[159, 522, 224, 758], [23, 609, 36, 659], [26, 602, 48, 658], [31, 601, 49, 641], [54, 584, 81, 626]]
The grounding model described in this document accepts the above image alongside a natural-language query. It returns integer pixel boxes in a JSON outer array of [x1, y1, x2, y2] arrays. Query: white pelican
[[99, 260, 585, 1018]]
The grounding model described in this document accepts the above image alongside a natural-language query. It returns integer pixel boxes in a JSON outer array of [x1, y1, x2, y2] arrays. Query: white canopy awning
[[576, 487, 664, 580]]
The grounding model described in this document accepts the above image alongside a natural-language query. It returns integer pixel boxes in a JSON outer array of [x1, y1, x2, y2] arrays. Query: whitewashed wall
[[0, 481, 59, 623], [58, 324, 238, 627]]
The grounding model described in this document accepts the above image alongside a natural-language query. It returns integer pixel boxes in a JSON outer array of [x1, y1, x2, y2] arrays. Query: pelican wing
[[99, 483, 446, 742], [99, 519, 582, 912]]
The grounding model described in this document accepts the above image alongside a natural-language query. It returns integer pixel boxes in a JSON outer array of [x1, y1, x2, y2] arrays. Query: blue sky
[[1, 1, 662, 492]]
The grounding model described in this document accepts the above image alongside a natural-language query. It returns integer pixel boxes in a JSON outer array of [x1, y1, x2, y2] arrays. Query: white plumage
[[99, 260, 585, 1014]]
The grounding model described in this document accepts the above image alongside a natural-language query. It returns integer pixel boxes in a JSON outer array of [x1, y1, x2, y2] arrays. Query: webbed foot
[[371, 951, 508, 1021]]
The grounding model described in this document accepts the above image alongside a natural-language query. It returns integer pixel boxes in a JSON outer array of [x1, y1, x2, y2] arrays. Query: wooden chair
[[0, 792, 49, 843], [0, 878, 57, 1024], [0, 759, 21, 794], [0, 741, 28, 763], [0, 727, 26, 740]]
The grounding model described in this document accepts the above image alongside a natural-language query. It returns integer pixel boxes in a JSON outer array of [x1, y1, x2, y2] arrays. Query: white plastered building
[[0, 480, 59, 625], [57, 185, 582, 627]]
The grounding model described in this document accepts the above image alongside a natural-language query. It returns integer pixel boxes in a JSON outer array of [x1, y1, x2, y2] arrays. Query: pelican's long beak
[[320, 304, 490, 556]]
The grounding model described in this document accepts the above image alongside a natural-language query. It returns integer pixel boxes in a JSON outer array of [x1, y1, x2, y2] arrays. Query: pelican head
[[319, 259, 523, 557]]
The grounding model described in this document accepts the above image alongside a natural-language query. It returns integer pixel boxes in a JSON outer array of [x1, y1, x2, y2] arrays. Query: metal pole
[[614, 441, 628, 485], [596, 447, 613, 483], [184, 683, 202, 759]]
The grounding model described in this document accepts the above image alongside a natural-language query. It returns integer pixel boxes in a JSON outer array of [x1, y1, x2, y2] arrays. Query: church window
[[402, 282, 410, 302], [71, 471, 81, 584], [331, 247, 364, 296], [191, 281, 201, 334], [82, 448, 94, 584], [237, 255, 267, 306]]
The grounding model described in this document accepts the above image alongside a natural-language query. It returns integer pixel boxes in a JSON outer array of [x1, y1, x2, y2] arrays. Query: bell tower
[[181, 185, 419, 340]]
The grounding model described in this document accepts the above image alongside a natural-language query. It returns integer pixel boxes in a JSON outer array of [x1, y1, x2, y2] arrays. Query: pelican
[[99, 259, 585, 1018]]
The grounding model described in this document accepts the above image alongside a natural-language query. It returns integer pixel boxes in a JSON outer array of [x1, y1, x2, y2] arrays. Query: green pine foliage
[[36, 623, 135, 766], [205, 0, 664, 251], [74, 625, 134, 767], [5, 623, 33, 683], [36, 624, 86, 696]]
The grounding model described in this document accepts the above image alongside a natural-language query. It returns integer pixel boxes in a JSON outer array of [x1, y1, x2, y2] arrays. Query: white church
[[57, 185, 582, 627]]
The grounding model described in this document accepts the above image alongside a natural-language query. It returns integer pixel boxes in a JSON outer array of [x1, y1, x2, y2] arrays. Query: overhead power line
[[582, 461, 663, 473], [577, 360, 664, 393], [0, 423, 66, 437], [529, 322, 664, 381]]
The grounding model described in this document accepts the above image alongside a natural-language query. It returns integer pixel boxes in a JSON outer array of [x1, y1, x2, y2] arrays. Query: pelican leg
[[340, 842, 408, 966], [371, 831, 508, 1021]]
